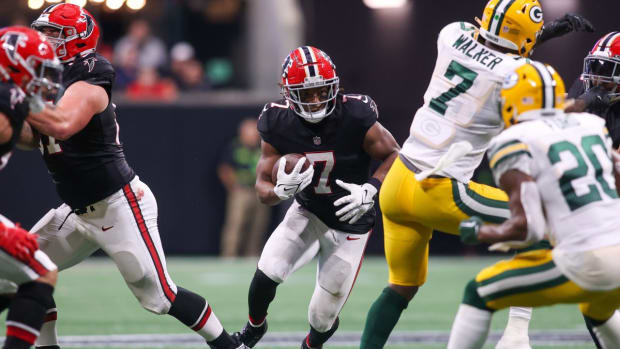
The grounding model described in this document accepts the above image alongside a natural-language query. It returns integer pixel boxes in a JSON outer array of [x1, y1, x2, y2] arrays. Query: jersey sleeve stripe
[[489, 143, 531, 169], [488, 139, 521, 159]]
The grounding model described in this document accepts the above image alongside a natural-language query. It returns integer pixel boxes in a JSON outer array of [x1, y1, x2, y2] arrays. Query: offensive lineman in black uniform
[[232, 46, 400, 349], [25, 5, 247, 349]]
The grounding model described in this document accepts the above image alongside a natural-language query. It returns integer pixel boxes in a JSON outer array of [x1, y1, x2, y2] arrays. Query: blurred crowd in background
[[3, 0, 305, 101]]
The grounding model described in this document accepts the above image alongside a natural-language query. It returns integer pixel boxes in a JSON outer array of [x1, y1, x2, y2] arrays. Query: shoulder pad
[[64, 53, 115, 97], [343, 94, 378, 119], [0, 83, 28, 127]]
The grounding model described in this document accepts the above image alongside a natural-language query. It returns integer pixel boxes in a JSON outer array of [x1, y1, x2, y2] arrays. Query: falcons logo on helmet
[[1, 32, 28, 66]]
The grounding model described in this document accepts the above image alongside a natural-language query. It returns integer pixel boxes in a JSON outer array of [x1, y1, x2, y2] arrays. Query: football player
[[448, 61, 620, 349], [359, 1, 594, 348], [566, 32, 620, 147], [25, 5, 248, 349], [232, 46, 400, 349], [0, 26, 62, 349]]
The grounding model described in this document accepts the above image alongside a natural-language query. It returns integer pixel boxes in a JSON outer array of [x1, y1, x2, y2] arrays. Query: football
[[271, 153, 310, 184]]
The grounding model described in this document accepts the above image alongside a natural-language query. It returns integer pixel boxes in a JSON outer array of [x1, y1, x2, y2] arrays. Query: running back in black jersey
[[39, 52, 135, 209], [0, 82, 29, 169], [258, 94, 378, 234]]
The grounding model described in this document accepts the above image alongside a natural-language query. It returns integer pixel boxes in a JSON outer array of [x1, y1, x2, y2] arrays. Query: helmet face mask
[[281, 46, 339, 123], [582, 32, 620, 100], [26, 56, 64, 103]]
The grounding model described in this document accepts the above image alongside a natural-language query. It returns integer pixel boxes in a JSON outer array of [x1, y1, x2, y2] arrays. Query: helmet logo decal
[[529, 6, 543, 23], [281, 55, 293, 78], [38, 42, 49, 56], [1, 32, 28, 65]]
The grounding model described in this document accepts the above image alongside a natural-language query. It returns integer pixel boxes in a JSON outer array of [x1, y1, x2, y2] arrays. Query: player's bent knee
[[137, 294, 171, 315], [462, 279, 492, 311], [389, 283, 418, 302], [36, 269, 58, 287], [318, 257, 351, 296], [258, 263, 288, 284]]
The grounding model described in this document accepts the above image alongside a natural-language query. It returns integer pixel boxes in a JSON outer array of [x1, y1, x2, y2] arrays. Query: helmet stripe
[[297, 47, 311, 80], [531, 62, 555, 109], [599, 31, 620, 53], [302, 46, 316, 77], [491, 0, 517, 36]]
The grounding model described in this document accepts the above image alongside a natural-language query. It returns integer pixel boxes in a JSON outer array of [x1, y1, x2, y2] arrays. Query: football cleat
[[232, 320, 268, 348]]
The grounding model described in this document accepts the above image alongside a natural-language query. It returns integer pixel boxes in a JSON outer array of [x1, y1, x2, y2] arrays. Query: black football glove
[[580, 85, 613, 114], [537, 14, 595, 45]]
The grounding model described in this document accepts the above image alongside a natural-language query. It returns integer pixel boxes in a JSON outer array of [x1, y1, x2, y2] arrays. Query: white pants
[[0, 214, 56, 293], [31, 176, 177, 314], [257, 200, 370, 332]]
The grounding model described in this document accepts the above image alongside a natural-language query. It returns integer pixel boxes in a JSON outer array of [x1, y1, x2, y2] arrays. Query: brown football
[[271, 153, 310, 184]]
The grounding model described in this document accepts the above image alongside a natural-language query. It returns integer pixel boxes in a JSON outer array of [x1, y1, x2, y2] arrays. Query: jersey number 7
[[429, 60, 478, 116]]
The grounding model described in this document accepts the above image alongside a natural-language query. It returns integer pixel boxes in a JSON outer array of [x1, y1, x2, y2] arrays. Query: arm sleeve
[[567, 77, 585, 99]]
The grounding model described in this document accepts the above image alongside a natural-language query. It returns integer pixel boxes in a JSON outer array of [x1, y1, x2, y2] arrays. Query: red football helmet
[[31, 3, 99, 63], [281, 46, 339, 122], [582, 31, 620, 98], [0, 26, 63, 102]]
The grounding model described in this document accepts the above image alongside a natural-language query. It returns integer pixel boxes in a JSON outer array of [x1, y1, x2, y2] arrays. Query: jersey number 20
[[548, 134, 618, 211]]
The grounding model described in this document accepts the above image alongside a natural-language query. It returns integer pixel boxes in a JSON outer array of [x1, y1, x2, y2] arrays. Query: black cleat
[[232, 320, 268, 348]]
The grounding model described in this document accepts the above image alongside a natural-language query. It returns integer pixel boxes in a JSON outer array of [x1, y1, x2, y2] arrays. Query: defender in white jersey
[[449, 62, 620, 349], [360, 1, 596, 348]]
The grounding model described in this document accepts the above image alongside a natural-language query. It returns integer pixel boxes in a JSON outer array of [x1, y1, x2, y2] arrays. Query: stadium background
[[0, 0, 618, 257]]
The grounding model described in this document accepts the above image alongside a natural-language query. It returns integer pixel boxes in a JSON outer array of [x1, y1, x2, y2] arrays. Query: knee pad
[[317, 256, 351, 297], [462, 279, 492, 312]]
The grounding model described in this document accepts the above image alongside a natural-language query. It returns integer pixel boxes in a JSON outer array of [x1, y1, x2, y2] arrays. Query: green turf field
[[1, 256, 596, 348]]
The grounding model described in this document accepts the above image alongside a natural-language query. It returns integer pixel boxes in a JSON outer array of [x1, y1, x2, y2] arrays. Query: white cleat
[[495, 335, 532, 349]]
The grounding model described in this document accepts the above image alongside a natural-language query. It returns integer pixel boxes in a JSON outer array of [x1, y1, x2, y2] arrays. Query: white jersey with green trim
[[400, 21, 527, 183], [487, 111, 620, 254]]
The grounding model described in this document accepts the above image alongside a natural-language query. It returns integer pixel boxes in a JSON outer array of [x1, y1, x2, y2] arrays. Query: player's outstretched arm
[[536, 13, 594, 47], [255, 140, 283, 206], [460, 170, 545, 247], [26, 81, 108, 141], [362, 121, 400, 182]]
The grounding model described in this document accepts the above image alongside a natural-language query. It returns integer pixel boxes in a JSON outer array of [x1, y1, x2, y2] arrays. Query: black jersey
[[0, 83, 29, 169], [0, 83, 28, 157], [40, 53, 135, 209], [258, 94, 378, 234], [568, 78, 620, 148]]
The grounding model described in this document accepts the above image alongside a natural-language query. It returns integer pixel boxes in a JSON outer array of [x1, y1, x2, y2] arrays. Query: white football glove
[[333, 179, 377, 224], [273, 157, 314, 200]]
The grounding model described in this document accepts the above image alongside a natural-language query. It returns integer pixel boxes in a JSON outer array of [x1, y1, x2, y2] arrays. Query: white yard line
[[0, 330, 594, 347]]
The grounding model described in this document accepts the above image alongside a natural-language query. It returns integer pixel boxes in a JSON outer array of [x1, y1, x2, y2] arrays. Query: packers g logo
[[529, 6, 543, 23]]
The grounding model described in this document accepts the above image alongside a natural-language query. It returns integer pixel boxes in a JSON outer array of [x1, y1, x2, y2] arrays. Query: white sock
[[447, 304, 492, 349], [502, 307, 532, 338], [192, 304, 224, 341], [35, 308, 59, 347], [593, 311, 620, 348]]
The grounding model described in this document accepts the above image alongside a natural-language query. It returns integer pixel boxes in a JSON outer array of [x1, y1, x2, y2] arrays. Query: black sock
[[0, 295, 12, 313], [168, 287, 208, 330], [583, 314, 605, 349], [207, 329, 236, 349], [248, 269, 279, 324], [306, 317, 339, 348], [4, 282, 54, 349]]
